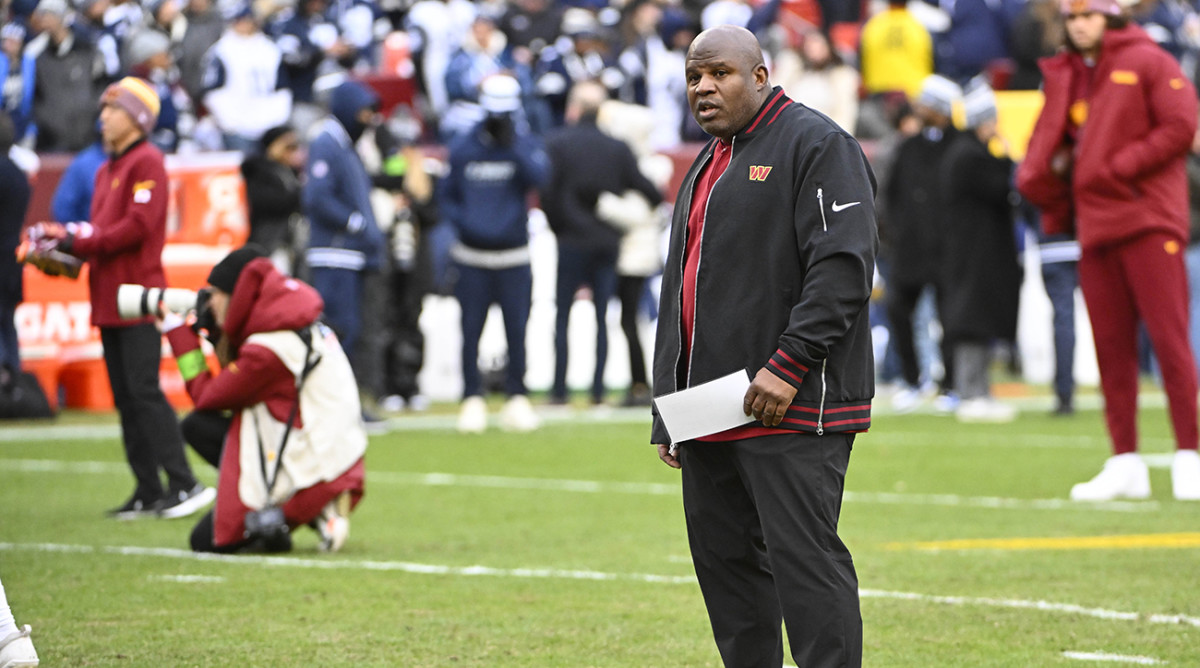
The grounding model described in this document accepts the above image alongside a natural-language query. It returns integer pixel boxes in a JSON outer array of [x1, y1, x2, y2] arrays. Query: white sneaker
[[499, 395, 540, 432], [932, 393, 960, 414], [1070, 454, 1151, 501], [955, 398, 1017, 423], [891, 387, 921, 413], [158, 484, 217, 520], [457, 396, 488, 434], [379, 394, 406, 412], [1171, 449, 1200, 501], [0, 625, 38, 668], [314, 491, 352, 553], [407, 394, 431, 412]]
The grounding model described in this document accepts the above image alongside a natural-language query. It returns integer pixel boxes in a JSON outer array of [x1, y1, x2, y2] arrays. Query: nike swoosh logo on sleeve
[[831, 201, 861, 212]]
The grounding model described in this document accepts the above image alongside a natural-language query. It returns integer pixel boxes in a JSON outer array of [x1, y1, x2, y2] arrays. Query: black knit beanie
[[207, 245, 267, 294]]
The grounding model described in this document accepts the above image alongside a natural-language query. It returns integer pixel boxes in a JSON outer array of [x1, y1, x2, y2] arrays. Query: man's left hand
[[656, 443, 681, 469], [744, 368, 797, 426]]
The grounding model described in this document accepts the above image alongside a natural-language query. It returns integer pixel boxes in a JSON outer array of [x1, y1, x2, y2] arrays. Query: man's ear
[[755, 64, 770, 90]]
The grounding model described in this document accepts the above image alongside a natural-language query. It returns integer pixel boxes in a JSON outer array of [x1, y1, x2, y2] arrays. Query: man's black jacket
[[651, 87, 878, 443]]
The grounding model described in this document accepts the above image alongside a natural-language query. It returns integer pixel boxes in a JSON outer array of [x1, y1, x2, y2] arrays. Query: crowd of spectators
[[7, 0, 1192, 157], [8, 0, 1200, 427]]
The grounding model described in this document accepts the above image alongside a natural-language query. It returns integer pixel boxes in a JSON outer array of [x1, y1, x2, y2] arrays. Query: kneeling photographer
[[159, 246, 367, 553]]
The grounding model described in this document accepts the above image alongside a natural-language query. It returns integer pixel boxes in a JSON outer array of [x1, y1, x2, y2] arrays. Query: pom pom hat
[[100, 77, 161, 136]]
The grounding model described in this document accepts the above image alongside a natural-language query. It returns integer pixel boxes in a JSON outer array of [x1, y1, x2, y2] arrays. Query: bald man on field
[[651, 25, 877, 667]]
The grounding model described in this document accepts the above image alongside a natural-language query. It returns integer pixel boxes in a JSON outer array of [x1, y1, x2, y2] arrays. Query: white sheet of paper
[[653, 370, 755, 443]]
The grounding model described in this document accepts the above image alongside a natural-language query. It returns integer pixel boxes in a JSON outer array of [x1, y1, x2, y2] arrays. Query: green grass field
[[2, 395, 1198, 667]]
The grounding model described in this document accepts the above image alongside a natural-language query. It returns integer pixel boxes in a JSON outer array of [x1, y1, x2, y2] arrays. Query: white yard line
[[1142, 454, 1175, 469], [873, 432, 1178, 451], [860, 589, 1200, 630], [0, 458, 1158, 511], [148, 574, 227, 584], [0, 459, 128, 474], [0, 408, 650, 442], [0, 423, 122, 442], [1062, 650, 1165, 664], [841, 491, 1158, 513], [0, 416, 1177, 452], [369, 470, 679, 496], [2, 541, 1198, 633], [0, 542, 695, 585]]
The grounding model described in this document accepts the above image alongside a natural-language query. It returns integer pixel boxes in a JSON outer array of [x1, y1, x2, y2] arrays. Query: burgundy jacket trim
[[767, 348, 809, 388], [744, 89, 789, 135]]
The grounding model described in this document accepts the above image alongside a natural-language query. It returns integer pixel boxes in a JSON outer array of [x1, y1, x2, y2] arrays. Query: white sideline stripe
[[1062, 651, 1164, 664], [0, 418, 1178, 452], [3, 542, 1199, 633], [0, 409, 654, 442], [0, 459, 1159, 512], [860, 589, 1200, 630], [0, 424, 122, 442], [842, 491, 1157, 513], [370, 470, 680, 495], [0, 543, 695, 585], [0, 459, 127, 474], [879, 433, 1177, 450], [148, 574, 226, 584], [1142, 454, 1174, 470]]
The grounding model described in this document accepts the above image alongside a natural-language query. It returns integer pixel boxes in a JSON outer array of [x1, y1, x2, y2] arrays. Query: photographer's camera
[[116, 284, 201, 320]]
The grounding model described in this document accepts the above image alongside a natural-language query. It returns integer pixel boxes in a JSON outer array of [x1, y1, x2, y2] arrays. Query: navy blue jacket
[[302, 82, 385, 271], [933, 0, 1023, 82], [268, 7, 333, 103], [438, 117, 550, 252]]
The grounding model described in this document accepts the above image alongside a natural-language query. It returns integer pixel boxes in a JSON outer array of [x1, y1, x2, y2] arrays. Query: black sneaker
[[1052, 403, 1075, 417], [107, 495, 163, 520], [158, 483, 217, 519], [622, 384, 653, 407]]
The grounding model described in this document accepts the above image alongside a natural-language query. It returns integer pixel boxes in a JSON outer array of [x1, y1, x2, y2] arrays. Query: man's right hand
[[656, 443, 681, 469]]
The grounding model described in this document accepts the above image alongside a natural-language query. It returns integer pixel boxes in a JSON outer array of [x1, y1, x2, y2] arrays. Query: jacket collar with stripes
[[715, 85, 794, 147]]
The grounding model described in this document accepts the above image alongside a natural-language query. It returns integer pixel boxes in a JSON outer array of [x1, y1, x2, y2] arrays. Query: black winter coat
[[882, 126, 959, 286], [241, 155, 301, 254], [939, 131, 1021, 343], [0, 155, 31, 305], [541, 118, 662, 253]]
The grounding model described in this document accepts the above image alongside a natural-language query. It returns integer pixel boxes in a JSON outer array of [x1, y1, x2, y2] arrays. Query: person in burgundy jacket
[[1017, 0, 1200, 501], [161, 247, 367, 553], [40, 77, 213, 520]]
